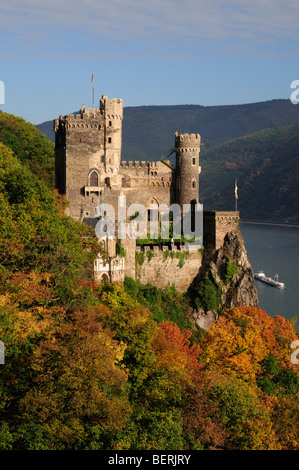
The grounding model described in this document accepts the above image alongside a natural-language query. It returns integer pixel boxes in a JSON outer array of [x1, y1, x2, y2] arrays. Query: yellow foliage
[[0, 294, 10, 307], [97, 329, 126, 364], [202, 308, 268, 381]]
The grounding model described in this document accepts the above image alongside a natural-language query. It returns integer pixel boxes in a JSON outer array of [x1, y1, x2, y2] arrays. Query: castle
[[54, 94, 239, 291]]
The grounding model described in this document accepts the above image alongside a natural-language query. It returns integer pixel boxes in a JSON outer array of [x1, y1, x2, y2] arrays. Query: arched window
[[90, 171, 98, 186], [147, 197, 159, 222]]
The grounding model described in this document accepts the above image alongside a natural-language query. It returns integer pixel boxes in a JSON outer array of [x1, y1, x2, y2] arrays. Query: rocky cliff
[[189, 228, 259, 330]]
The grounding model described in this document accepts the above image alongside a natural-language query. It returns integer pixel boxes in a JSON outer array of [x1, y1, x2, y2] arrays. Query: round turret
[[175, 131, 201, 209]]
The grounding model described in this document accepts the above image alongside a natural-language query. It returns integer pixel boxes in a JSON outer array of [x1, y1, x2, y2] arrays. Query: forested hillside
[[36, 99, 299, 162], [1, 112, 54, 188], [199, 121, 299, 223], [122, 99, 299, 162], [0, 111, 299, 450]]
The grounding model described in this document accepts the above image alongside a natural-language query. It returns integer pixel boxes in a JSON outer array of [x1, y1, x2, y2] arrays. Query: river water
[[240, 222, 299, 322]]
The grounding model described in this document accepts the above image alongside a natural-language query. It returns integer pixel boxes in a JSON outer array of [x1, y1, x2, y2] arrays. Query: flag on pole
[[235, 178, 238, 199], [91, 72, 95, 108]]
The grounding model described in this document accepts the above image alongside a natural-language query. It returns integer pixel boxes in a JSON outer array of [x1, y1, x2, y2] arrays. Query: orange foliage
[[152, 322, 202, 384], [19, 307, 131, 449], [201, 306, 299, 382]]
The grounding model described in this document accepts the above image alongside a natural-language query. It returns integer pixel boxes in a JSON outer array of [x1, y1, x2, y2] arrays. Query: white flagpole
[[91, 71, 94, 108]]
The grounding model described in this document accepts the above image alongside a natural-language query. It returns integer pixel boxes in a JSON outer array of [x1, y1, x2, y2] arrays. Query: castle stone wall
[[135, 245, 202, 292], [121, 236, 136, 279], [203, 211, 240, 250]]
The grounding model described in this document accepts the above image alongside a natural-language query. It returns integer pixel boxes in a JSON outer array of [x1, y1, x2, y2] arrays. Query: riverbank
[[240, 223, 299, 320], [242, 220, 299, 229]]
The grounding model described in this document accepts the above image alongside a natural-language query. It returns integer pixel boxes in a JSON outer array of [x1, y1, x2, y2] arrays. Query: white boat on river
[[254, 271, 285, 289]]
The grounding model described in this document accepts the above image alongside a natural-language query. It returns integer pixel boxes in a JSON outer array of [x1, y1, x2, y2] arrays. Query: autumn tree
[[198, 306, 299, 449], [125, 322, 202, 450], [200, 306, 299, 385], [15, 308, 131, 450]]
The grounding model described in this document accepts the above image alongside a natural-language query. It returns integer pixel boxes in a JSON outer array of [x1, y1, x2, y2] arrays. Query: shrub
[[116, 240, 126, 257], [194, 271, 222, 313], [146, 251, 155, 262], [224, 259, 238, 285]]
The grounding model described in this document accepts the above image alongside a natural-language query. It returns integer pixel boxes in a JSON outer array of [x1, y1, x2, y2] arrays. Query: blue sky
[[1, 0, 299, 124]]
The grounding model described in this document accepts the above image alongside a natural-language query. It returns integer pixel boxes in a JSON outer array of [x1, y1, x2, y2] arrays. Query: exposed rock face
[[190, 229, 259, 330], [192, 310, 219, 331], [213, 230, 259, 308]]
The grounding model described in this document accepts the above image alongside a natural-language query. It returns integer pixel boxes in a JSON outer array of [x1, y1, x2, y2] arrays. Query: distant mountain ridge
[[199, 121, 299, 223], [36, 99, 299, 163], [35, 98, 299, 223]]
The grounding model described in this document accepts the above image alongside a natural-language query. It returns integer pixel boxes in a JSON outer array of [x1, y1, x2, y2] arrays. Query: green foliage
[[0, 111, 54, 188], [261, 355, 280, 375], [224, 259, 238, 284], [116, 240, 126, 257], [200, 120, 299, 222], [146, 250, 155, 262], [289, 315, 299, 334], [16, 309, 131, 450], [96, 282, 157, 392], [0, 141, 99, 306], [194, 271, 222, 313], [207, 374, 275, 450], [177, 251, 188, 269], [257, 355, 299, 397], [135, 251, 145, 266], [123, 277, 197, 338]]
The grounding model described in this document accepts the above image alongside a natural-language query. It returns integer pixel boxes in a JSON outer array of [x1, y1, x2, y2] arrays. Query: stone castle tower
[[175, 130, 202, 210], [54, 95, 123, 220], [54, 94, 203, 223]]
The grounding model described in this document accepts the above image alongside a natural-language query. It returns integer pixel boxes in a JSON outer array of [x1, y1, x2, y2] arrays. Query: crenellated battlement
[[53, 105, 104, 132], [175, 131, 201, 149], [136, 243, 192, 253], [100, 94, 123, 120], [203, 210, 240, 250], [203, 211, 240, 222], [54, 95, 123, 133], [120, 160, 148, 169]]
